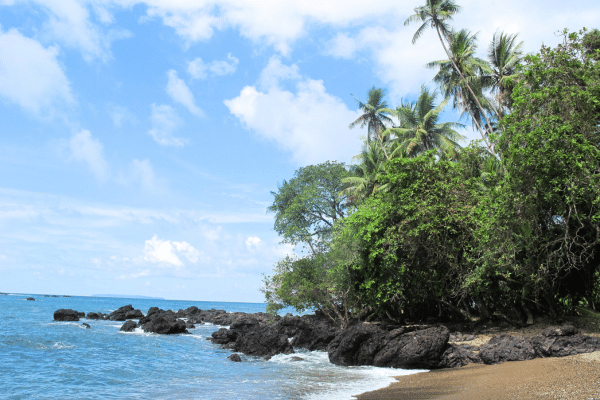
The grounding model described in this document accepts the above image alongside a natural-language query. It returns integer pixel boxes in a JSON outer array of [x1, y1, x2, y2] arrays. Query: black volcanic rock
[[232, 324, 294, 358], [82, 323, 91, 329], [438, 343, 482, 368], [276, 314, 338, 351], [54, 309, 81, 321], [479, 335, 536, 364], [532, 334, 600, 358], [327, 324, 450, 369], [109, 305, 144, 321], [120, 320, 137, 332], [228, 354, 242, 362], [26, 297, 35, 301], [141, 315, 188, 335]]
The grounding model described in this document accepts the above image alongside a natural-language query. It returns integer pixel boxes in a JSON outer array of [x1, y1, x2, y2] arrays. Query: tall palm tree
[[426, 29, 495, 153], [487, 30, 523, 115], [349, 87, 394, 151], [342, 141, 391, 205], [405, 0, 500, 155], [384, 86, 465, 158]]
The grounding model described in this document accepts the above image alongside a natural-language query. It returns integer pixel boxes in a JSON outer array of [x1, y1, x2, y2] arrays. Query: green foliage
[[268, 161, 350, 254], [343, 152, 480, 319], [481, 29, 600, 314], [583, 28, 600, 60]]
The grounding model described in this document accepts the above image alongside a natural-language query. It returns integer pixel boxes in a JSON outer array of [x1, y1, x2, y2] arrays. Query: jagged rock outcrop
[[86, 312, 109, 320], [479, 335, 537, 364], [228, 354, 242, 362], [438, 343, 482, 368], [142, 315, 188, 335]]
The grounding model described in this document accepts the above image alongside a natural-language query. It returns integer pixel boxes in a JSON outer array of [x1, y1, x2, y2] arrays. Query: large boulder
[[327, 324, 450, 369], [86, 312, 108, 320], [211, 328, 238, 345], [120, 320, 138, 332], [372, 326, 450, 369], [54, 309, 81, 321], [232, 325, 294, 358], [327, 324, 388, 366], [142, 315, 188, 334], [532, 334, 600, 358], [277, 315, 338, 351], [109, 305, 144, 321], [479, 335, 536, 364]]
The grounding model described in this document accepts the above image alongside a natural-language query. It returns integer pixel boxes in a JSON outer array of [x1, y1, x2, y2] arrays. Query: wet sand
[[355, 351, 600, 399]]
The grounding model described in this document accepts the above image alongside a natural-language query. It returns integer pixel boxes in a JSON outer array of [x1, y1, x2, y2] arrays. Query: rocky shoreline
[[54, 305, 600, 370]]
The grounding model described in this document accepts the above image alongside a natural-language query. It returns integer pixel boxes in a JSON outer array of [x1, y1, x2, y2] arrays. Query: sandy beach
[[355, 351, 600, 399]]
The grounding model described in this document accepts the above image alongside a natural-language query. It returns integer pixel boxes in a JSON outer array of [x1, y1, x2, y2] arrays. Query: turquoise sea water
[[0, 294, 424, 399]]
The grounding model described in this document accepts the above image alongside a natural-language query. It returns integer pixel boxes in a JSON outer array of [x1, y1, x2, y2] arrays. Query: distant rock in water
[[120, 320, 137, 332], [26, 297, 35, 301], [228, 354, 242, 362], [86, 312, 109, 320], [82, 323, 91, 329], [54, 309, 82, 321], [109, 305, 144, 321], [142, 314, 188, 335]]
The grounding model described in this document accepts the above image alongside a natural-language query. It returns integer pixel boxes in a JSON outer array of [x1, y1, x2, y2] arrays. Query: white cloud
[[69, 130, 109, 181], [166, 69, 203, 116], [116, 158, 157, 190], [188, 53, 239, 80], [224, 59, 362, 165], [245, 236, 261, 251], [0, 28, 73, 114], [325, 32, 357, 59], [258, 56, 300, 90], [143, 234, 201, 267], [148, 104, 186, 146]]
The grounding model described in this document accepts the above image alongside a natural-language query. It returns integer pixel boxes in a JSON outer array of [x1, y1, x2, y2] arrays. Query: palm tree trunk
[[435, 27, 499, 157]]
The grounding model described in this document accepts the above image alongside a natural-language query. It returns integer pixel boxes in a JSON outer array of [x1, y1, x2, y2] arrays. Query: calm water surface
[[0, 294, 424, 399]]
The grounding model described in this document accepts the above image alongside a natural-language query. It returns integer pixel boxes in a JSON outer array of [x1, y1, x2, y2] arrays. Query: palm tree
[[349, 87, 394, 151], [405, 0, 500, 155], [384, 86, 465, 157], [487, 30, 523, 115], [342, 141, 392, 205], [426, 29, 495, 153]]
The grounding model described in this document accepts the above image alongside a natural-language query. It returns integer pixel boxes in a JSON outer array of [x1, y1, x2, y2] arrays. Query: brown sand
[[354, 351, 600, 399]]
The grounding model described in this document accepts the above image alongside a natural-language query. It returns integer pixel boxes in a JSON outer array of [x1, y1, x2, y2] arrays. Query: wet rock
[[142, 315, 188, 335], [327, 324, 388, 367], [290, 356, 304, 361], [109, 305, 144, 321], [327, 324, 450, 369], [86, 312, 108, 320], [277, 314, 338, 351], [210, 328, 239, 345], [82, 323, 91, 329], [228, 354, 242, 362], [438, 343, 482, 368], [185, 322, 195, 329], [372, 326, 450, 369], [542, 325, 579, 337], [54, 309, 81, 321], [26, 297, 35, 301], [479, 335, 536, 364], [232, 324, 294, 358], [120, 320, 137, 332]]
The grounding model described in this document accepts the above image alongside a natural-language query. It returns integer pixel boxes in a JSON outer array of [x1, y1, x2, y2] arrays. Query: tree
[[426, 29, 493, 151], [349, 87, 394, 151], [343, 152, 481, 320], [341, 141, 392, 206], [405, 0, 500, 154], [268, 161, 350, 255], [487, 30, 524, 115], [383, 85, 465, 158], [583, 28, 600, 60], [477, 30, 600, 316]]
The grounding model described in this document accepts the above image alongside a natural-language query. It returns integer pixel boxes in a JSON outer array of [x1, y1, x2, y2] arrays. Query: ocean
[[0, 294, 425, 399]]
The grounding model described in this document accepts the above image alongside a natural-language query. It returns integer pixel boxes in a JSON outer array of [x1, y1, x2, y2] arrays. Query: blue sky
[[1, 0, 599, 302]]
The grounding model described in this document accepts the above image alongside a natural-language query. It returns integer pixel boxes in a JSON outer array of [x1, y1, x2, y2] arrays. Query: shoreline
[[354, 351, 600, 399]]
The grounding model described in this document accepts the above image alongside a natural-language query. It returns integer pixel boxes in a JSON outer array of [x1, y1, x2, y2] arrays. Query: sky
[[1, 0, 599, 302]]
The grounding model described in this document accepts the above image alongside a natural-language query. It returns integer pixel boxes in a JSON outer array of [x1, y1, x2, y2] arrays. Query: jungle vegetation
[[262, 0, 600, 329]]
